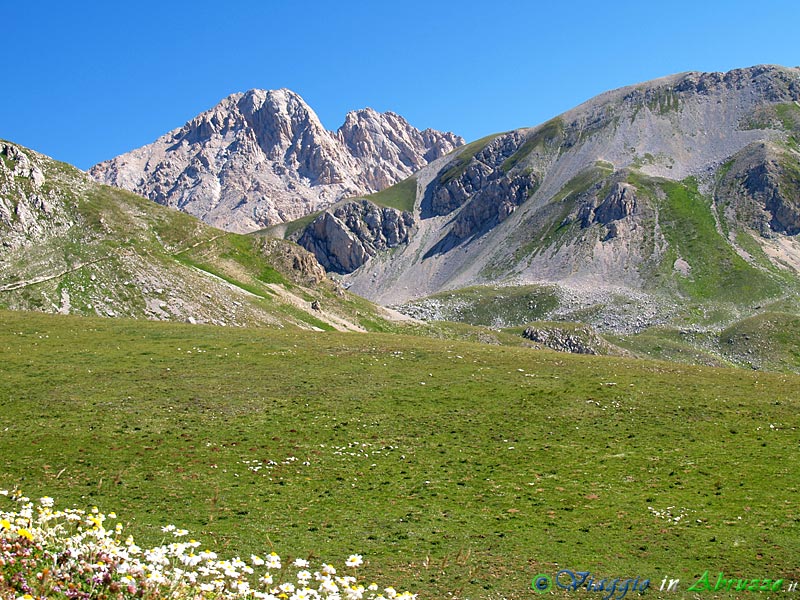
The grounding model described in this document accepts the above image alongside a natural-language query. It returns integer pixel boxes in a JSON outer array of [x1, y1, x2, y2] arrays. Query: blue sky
[[4, 0, 799, 170]]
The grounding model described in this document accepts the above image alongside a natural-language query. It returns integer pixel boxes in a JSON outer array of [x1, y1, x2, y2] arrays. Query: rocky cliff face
[[421, 133, 540, 251], [719, 141, 800, 235], [0, 141, 75, 250], [89, 90, 462, 233], [296, 200, 414, 273], [337, 108, 460, 189], [575, 180, 639, 240]]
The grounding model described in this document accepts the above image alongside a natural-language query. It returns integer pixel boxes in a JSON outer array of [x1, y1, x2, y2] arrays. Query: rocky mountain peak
[[337, 107, 462, 190], [89, 90, 463, 233], [238, 89, 330, 150]]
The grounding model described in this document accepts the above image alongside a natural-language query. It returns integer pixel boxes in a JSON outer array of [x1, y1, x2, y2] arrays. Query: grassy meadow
[[1, 309, 799, 598]]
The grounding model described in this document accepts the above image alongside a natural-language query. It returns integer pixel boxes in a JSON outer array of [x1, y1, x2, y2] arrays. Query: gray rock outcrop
[[576, 181, 639, 240], [0, 142, 74, 249], [297, 200, 414, 273], [522, 325, 609, 355], [719, 142, 800, 235], [594, 182, 637, 225], [425, 131, 535, 218]]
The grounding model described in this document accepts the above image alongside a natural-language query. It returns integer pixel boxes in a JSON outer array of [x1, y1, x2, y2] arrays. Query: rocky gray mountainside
[[0, 140, 400, 331], [284, 65, 800, 333], [89, 89, 463, 233], [717, 140, 800, 235]]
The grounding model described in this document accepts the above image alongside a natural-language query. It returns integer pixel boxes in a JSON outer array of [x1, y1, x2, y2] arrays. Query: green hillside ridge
[[365, 176, 418, 213], [719, 311, 800, 371], [0, 141, 398, 333], [1, 310, 798, 600], [397, 284, 561, 327], [631, 174, 784, 305]]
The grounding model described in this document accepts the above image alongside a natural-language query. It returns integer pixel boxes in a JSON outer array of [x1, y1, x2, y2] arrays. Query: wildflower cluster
[[647, 505, 692, 523], [241, 456, 311, 474], [0, 490, 417, 600], [329, 443, 398, 461]]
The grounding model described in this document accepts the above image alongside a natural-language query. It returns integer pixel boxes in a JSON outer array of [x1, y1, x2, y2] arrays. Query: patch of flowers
[[0, 490, 416, 600], [241, 456, 311, 474], [329, 443, 398, 461], [647, 505, 692, 523]]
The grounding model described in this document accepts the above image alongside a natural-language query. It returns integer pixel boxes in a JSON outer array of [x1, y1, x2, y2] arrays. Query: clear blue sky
[[4, 0, 799, 170]]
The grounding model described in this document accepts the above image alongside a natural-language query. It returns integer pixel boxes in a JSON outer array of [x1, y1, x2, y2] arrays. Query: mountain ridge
[[279, 65, 800, 337], [89, 89, 463, 233]]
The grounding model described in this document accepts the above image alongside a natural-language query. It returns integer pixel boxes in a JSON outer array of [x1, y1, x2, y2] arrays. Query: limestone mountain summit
[[89, 89, 463, 233]]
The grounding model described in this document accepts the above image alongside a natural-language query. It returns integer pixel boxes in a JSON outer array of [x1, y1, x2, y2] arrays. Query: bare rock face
[[89, 90, 462, 233], [415, 132, 540, 254], [338, 108, 462, 190], [720, 142, 800, 235], [425, 131, 532, 218], [575, 181, 639, 240], [296, 200, 414, 274], [671, 65, 800, 101], [594, 182, 637, 225]]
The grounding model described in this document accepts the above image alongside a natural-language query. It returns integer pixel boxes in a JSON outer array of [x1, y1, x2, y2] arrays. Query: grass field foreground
[[1, 310, 799, 599]]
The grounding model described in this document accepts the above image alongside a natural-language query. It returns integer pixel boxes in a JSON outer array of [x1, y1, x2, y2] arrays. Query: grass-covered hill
[[0, 140, 398, 332], [1, 310, 798, 599]]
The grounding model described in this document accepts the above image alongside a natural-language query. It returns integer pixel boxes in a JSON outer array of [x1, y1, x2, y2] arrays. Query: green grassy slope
[[398, 285, 561, 327], [0, 141, 394, 332], [719, 311, 800, 371], [365, 177, 418, 213], [636, 175, 783, 304], [1, 310, 798, 599]]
